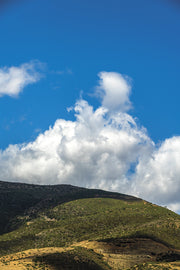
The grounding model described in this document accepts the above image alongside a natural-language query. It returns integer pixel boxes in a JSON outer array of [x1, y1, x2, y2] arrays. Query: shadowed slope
[[0, 183, 180, 269], [0, 198, 179, 257], [0, 180, 140, 235]]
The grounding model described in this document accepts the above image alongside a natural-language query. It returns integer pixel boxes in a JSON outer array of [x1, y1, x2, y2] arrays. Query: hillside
[[0, 180, 140, 235], [0, 181, 180, 269]]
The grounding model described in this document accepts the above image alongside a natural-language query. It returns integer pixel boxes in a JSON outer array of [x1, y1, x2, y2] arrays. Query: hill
[[0, 181, 180, 269], [0, 180, 139, 235]]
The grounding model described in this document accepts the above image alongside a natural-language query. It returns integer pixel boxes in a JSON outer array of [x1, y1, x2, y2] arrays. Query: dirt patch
[[74, 238, 180, 269], [0, 238, 179, 270]]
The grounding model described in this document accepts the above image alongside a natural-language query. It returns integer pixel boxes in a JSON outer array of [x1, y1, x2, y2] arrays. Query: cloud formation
[[0, 61, 42, 97], [96, 72, 132, 112], [0, 71, 180, 212], [133, 136, 180, 211]]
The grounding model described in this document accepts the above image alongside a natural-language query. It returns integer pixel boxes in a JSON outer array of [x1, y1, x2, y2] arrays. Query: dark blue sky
[[0, 0, 180, 148]]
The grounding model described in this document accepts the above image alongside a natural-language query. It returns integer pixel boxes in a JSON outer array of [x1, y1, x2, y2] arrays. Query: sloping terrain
[[0, 181, 140, 235], [0, 240, 180, 270], [0, 246, 111, 270], [0, 181, 180, 269]]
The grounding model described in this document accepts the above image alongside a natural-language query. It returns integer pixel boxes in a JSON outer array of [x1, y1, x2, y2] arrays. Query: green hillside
[[0, 181, 140, 235], [0, 197, 180, 255], [0, 181, 180, 269]]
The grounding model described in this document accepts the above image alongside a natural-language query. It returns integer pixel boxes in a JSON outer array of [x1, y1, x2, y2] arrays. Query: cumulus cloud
[[0, 71, 180, 212], [132, 136, 180, 208], [0, 61, 42, 97], [0, 99, 152, 188], [96, 72, 132, 112]]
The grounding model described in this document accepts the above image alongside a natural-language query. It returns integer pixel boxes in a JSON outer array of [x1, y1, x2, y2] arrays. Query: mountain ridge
[[0, 180, 140, 235], [0, 180, 180, 269]]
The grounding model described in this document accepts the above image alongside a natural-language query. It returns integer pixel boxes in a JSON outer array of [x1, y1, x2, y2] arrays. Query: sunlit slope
[[0, 198, 180, 256], [0, 246, 111, 270], [0, 244, 180, 270], [0, 181, 140, 235]]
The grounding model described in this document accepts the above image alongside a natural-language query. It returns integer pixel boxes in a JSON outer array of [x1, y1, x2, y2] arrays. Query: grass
[[0, 182, 180, 269], [0, 198, 179, 256], [0, 246, 111, 270], [129, 261, 180, 269], [0, 181, 140, 235], [33, 247, 111, 270]]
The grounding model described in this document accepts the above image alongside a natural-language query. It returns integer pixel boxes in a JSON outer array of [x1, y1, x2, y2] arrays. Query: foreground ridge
[[0, 181, 179, 269]]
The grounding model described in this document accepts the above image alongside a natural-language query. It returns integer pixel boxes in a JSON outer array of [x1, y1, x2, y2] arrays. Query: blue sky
[[0, 0, 180, 147], [0, 0, 180, 212]]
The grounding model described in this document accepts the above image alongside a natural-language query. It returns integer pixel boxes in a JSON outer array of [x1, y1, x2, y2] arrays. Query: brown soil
[[0, 238, 179, 270]]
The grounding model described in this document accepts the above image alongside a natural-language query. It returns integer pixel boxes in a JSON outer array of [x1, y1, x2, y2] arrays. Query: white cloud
[[96, 72, 132, 112], [0, 61, 42, 97], [132, 136, 180, 209], [0, 71, 180, 213], [0, 99, 152, 187]]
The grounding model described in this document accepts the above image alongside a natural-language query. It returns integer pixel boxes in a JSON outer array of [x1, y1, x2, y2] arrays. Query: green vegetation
[[33, 247, 111, 270], [0, 197, 179, 256], [0, 180, 139, 235], [0, 181, 180, 269]]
